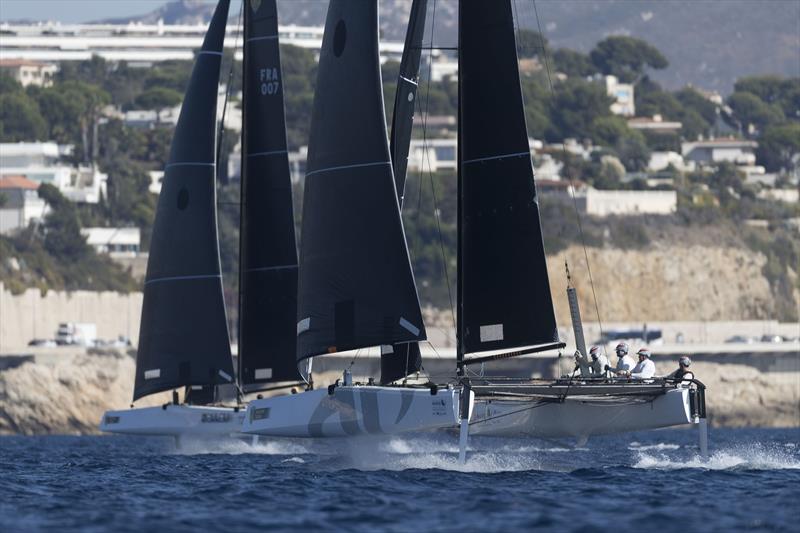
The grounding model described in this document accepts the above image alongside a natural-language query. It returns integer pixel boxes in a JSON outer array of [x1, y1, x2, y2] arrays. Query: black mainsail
[[134, 0, 234, 401], [457, 0, 560, 367], [296, 0, 426, 365], [238, 0, 300, 390], [381, 0, 428, 385]]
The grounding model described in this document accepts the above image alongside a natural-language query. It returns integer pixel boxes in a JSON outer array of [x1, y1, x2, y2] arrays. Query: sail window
[[480, 324, 505, 343], [254, 368, 273, 380], [333, 20, 346, 57], [218, 369, 233, 382], [144, 368, 161, 380], [176, 188, 189, 210]]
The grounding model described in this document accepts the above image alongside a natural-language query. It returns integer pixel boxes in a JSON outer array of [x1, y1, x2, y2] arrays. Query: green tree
[[734, 76, 800, 119], [0, 72, 22, 94], [37, 183, 90, 259], [590, 36, 668, 83], [552, 48, 596, 78], [728, 91, 785, 134], [133, 87, 182, 110], [516, 29, 548, 59], [0, 92, 47, 141], [757, 123, 800, 172], [547, 79, 613, 141]]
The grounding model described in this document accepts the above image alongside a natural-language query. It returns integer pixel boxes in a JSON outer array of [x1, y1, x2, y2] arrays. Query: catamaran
[[441, 0, 708, 460], [100, 0, 303, 441], [241, 0, 468, 439]]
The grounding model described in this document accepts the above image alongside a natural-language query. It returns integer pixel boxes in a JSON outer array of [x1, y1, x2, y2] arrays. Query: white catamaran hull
[[99, 404, 247, 438], [242, 385, 463, 437], [469, 387, 694, 439]]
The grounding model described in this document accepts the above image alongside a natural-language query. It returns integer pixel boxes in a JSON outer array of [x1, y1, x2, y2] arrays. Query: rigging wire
[[528, 0, 606, 345], [419, 0, 458, 337]]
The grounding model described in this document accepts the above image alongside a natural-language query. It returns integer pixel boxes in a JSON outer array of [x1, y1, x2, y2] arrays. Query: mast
[[237, 0, 300, 391], [381, 0, 428, 385], [456, 2, 464, 376], [296, 0, 426, 370], [134, 0, 234, 402]]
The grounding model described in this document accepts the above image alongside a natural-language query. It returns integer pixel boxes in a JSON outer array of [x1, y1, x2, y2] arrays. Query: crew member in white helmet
[[666, 356, 694, 385], [619, 348, 656, 379], [589, 345, 610, 378], [611, 342, 635, 376]]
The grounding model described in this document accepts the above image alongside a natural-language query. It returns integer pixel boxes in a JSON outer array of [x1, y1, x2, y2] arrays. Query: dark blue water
[[2, 427, 799, 532]]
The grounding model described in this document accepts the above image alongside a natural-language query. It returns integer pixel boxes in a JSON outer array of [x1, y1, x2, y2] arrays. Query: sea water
[[2, 427, 798, 531]]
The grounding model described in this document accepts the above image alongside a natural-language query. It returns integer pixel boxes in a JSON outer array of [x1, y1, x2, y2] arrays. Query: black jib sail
[[238, 0, 300, 390], [457, 0, 559, 359], [133, 0, 234, 402], [381, 0, 428, 385], [296, 0, 426, 365]]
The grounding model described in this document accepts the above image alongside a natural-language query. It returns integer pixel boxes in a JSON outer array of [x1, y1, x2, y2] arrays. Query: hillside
[[90, 0, 799, 93]]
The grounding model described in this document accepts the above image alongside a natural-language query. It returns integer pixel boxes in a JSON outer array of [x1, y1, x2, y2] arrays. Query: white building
[[81, 227, 141, 258], [0, 175, 49, 234], [605, 75, 635, 117], [0, 142, 107, 203], [648, 151, 694, 173], [681, 138, 758, 167], [580, 188, 677, 217], [0, 21, 406, 65], [629, 114, 682, 134], [0, 59, 58, 87]]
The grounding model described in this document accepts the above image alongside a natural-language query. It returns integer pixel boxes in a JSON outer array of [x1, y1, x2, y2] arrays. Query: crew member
[[666, 356, 694, 385], [589, 345, 609, 377], [619, 348, 656, 379], [611, 342, 635, 376]]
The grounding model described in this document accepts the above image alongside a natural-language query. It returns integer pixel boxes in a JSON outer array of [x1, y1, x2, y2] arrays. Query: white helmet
[[637, 348, 651, 359], [589, 345, 601, 359], [679, 356, 691, 367], [615, 342, 629, 356]]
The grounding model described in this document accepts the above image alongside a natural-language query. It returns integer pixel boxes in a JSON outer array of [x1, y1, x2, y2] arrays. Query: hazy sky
[[0, 1, 245, 23]]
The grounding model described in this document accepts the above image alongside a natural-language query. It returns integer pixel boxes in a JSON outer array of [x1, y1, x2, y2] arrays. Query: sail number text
[[260, 67, 280, 96]]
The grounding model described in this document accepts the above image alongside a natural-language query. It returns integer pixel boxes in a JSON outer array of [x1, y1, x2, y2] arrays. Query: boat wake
[[633, 442, 800, 471]]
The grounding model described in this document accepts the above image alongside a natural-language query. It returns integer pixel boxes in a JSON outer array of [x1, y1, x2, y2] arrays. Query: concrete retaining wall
[[0, 282, 142, 351]]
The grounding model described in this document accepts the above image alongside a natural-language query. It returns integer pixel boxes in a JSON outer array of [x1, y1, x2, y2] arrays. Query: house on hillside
[[681, 138, 757, 167], [0, 59, 57, 87], [0, 142, 107, 203], [0, 175, 48, 235], [81, 227, 141, 258], [628, 115, 682, 135], [605, 75, 635, 117]]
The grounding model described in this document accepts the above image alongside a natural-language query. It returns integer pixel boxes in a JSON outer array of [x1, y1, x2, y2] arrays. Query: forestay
[[238, 0, 300, 389], [458, 0, 559, 357], [134, 0, 234, 401], [297, 0, 426, 364]]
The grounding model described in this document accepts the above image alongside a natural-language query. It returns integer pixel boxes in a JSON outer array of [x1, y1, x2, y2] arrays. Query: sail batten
[[457, 0, 559, 357], [296, 0, 426, 364], [238, 0, 300, 389], [133, 0, 234, 402]]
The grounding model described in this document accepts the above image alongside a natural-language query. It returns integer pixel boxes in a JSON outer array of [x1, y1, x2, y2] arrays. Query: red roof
[[0, 175, 39, 190]]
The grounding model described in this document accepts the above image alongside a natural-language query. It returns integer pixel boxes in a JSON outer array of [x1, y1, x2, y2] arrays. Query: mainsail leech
[[134, 0, 234, 402]]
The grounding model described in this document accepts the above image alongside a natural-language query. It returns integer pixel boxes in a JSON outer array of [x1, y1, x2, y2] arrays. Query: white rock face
[[0, 348, 169, 435]]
